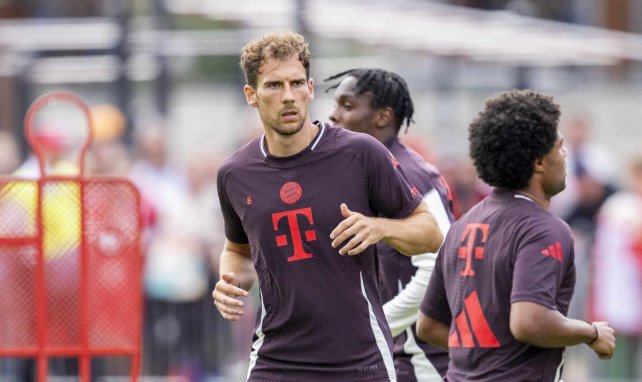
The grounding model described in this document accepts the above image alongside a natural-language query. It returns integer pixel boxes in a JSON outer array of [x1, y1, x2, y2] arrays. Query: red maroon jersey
[[217, 122, 422, 381], [421, 189, 575, 382], [378, 137, 454, 381]]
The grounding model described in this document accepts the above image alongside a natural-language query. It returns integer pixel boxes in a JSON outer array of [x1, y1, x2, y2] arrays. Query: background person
[[590, 156, 642, 379], [326, 67, 453, 381], [416, 89, 616, 381]]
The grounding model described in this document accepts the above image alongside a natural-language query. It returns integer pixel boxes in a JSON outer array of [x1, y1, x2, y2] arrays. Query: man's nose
[[282, 84, 295, 102], [329, 111, 339, 124]]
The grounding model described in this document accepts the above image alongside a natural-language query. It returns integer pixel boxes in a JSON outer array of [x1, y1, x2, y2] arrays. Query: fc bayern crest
[[280, 181, 302, 204]]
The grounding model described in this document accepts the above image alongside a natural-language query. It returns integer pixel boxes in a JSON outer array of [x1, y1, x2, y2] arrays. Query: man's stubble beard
[[262, 107, 308, 137], [269, 119, 305, 136]]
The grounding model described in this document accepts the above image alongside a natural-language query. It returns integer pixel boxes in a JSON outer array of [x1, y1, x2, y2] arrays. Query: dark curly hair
[[469, 89, 560, 189], [324, 68, 414, 133]]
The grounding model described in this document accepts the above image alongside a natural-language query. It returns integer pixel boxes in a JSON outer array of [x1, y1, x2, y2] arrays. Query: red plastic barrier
[[0, 92, 142, 381]]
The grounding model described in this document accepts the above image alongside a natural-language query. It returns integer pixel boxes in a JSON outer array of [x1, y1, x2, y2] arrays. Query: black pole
[[295, 0, 308, 36], [514, 65, 530, 90], [153, 0, 171, 118], [114, 0, 133, 145]]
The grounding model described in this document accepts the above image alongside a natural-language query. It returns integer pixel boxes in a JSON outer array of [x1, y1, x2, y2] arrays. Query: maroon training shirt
[[217, 122, 422, 381], [378, 137, 454, 380], [421, 188, 575, 382]]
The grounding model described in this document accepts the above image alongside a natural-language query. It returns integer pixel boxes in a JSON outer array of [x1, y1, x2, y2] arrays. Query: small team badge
[[280, 181, 302, 204]]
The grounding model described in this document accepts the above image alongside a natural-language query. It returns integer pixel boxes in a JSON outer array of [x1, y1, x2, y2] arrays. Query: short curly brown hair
[[469, 89, 561, 189], [240, 32, 311, 88]]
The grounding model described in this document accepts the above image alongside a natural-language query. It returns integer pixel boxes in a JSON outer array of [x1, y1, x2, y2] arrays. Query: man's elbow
[[423, 210, 444, 252], [413, 225, 443, 255], [416, 315, 432, 343], [411, 219, 443, 256], [509, 301, 552, 345], [416, 313, 442, 346], [509, 316, 540, 344], [510, 320, 528, 343], [428, 228, 444, 253]]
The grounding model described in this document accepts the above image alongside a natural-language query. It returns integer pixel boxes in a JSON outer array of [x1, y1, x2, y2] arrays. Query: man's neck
[[514, 187, 550, 210], [373, 126, 397, 145], [264, 120, 318, 157]]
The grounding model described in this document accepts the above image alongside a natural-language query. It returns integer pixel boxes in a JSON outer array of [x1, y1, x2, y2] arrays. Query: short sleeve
[[216, 166, 248, 244], [365, 139, 421, 219], [420, 248, 452, 324], [511, 219, 573, 310]]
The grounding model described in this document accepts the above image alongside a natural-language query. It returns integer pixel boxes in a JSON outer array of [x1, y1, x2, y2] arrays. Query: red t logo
[[458, 223, 490, 276], [272, 207, 317, 262]]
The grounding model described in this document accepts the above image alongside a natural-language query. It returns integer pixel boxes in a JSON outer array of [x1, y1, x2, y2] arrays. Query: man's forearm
[[382, 208, 443, 256], [510, 301, 596, 348], [220, 248, 257, 291]]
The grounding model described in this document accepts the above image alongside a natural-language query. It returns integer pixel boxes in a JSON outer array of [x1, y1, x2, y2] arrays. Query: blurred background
[[0, 0, 641, 381]]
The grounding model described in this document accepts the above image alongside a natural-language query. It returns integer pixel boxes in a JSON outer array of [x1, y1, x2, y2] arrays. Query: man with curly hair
[[212, 32, 443, 381], [326, 68, 453, 382], [416, 89, 616, 381]]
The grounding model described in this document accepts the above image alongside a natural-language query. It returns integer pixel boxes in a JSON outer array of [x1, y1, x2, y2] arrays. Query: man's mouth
[[281, 110, 298, 120]]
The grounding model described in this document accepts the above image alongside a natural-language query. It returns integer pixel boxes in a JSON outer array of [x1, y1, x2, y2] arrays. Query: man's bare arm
[[511, 301, 615, 358], [416, 311, 450, 350], [212, 239, 257, 321], [330, 202, 443, 256]]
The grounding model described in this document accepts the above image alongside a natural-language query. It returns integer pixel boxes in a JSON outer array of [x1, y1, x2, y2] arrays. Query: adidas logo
[[541, 242, 563, 262], [449, 291, 500, 348]]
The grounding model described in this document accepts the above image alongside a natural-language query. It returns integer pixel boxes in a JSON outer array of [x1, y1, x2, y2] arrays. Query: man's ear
[[244, 85, 258, 107], [533, 156, 545, 174], [308, 78, 315, 100], [375, 107, 394, 128]]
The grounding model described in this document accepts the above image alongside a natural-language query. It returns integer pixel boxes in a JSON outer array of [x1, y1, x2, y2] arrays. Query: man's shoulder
[[454, 194, 570, 231], [325, 123, 386, 152], [387, 139, 439, 175], [496, 198, 573, 244], [400, 149, 442, 179], [218, 138, 261, 178], [512, 202, 571, 235]]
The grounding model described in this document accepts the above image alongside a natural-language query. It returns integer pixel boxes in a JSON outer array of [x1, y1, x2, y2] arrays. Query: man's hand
[[588, 321, 616, 360], [212, 272, 249, 321], [330, 203, 384, 256]]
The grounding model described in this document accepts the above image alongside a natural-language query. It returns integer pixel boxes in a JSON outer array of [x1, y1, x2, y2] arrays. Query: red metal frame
[[0, 92, 142, 381]]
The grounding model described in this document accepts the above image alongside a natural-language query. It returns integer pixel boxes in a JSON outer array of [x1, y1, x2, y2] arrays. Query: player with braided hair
[[326, 68, 454, 381], [325, 68, 415, 134]]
